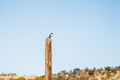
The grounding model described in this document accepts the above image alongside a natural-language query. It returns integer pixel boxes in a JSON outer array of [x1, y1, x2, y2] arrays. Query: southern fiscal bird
[[48, 33, 53, 38]]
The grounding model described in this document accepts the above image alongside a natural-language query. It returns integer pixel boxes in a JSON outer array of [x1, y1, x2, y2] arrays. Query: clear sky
[[0, 0, 120, 76]]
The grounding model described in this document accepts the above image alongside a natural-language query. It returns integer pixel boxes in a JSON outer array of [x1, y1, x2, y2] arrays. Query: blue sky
[[0, 0, 120, 76]]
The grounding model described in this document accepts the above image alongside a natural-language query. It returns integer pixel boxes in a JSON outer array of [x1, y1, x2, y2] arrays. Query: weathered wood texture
[[45, 38, 52, 80]]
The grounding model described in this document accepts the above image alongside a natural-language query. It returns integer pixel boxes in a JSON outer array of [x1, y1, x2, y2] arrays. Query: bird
[[48, 33, 53, 38]]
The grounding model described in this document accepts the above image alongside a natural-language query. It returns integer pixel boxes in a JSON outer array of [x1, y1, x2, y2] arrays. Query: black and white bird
[[48, 33, 53, 38]]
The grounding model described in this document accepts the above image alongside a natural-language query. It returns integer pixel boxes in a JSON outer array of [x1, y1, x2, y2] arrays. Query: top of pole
[[48, 33, 53, 39]]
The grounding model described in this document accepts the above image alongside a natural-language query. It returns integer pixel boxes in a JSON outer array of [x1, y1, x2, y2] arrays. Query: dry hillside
[[0, 66, 120, 80]]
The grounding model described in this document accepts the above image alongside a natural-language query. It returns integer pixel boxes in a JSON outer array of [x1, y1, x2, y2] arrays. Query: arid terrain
[[53, 66, 120, 80], [0, 66, 120, 80]]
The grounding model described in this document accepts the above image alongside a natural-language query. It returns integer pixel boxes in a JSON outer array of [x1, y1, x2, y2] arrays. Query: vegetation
[[34, 76, 45, 80], [53, 66, 120, 80], [1, 66, 120, 80], [14, 77, 26, 80], [0, 73, 17, 76]]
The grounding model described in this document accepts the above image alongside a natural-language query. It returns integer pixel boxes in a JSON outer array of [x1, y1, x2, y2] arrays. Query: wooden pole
[[45, 36, 52, 80]]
